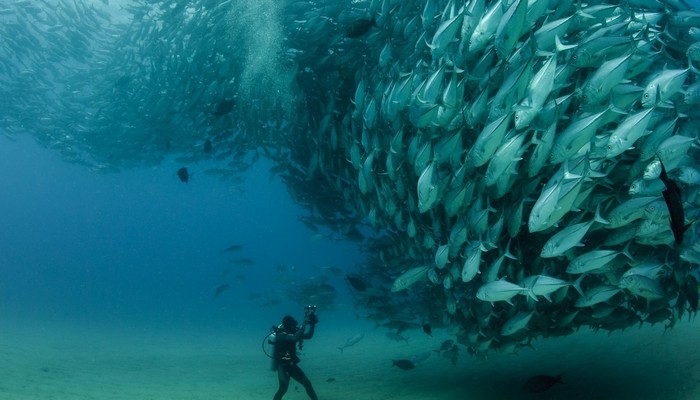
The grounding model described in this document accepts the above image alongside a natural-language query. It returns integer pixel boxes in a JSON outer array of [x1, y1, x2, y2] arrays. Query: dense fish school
[[2, 0, 700, 357]]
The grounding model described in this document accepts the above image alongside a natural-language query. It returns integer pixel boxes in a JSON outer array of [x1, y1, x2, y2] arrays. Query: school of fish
[[1, 0, 700, 357]]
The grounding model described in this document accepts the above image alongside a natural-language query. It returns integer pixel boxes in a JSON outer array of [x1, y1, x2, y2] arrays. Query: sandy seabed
[[1, 313, 699, 400]]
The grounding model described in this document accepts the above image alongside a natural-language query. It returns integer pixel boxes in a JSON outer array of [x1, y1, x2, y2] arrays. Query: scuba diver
[[267, 306, 319, 400]]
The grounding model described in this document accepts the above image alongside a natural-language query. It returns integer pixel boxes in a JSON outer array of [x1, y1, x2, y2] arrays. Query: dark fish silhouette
[[385, 332, 409, 343], [214, 99, 235, 117], [657, 155, 692, 245], [177, 167, 189, 183], [522, 374, 564, 393], [212, 283, 230, 300], [346, 274, 367, 292], [222, 244, 243, 253], [345, 17, 376, 38], [379, 319, 421, 333], [422, 323, 432, 336], [338, 333, 364, 353], [203, 139, 213, 153], [391, 359, 415, 370]]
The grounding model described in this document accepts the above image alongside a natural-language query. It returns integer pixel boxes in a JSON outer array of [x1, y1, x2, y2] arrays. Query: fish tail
[[684, 219, 696, 233], [526, 287, 538, 302], [571, 274, 585, 297], [554, 35, 576, 52], [593, 203, 609, 225], [621, 241, 635, 262], [504, 238, 517, 260]]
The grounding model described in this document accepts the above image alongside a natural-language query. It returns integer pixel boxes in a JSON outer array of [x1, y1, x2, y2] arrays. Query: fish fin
[[526, 287, 538, 302], [486, 197, 497, 213], [504, 239, 517, 260], [593, 203, 610, 225], [554, 35, 576, 52], [478, 240, 490, 253], [562, 158, 583, 180], [572, 274, 585, 297], [622, 241, 635, 261], [512, 103, 532, 112]]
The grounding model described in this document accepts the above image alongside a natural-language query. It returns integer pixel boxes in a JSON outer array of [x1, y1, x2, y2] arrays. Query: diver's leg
[[273, 365, 290, 400], [289, 365, 319, 400]]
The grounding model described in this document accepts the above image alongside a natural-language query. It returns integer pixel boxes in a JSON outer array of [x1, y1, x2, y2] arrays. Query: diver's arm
[[303, 323, 315, 339], [276, 323, 307, 343]]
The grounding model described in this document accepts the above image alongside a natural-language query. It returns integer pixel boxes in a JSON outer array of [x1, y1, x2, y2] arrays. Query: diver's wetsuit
[[272, 321, 318, 400]]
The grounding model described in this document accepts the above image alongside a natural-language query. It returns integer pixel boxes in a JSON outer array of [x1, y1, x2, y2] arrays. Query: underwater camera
[[304, 305, 317, 317]]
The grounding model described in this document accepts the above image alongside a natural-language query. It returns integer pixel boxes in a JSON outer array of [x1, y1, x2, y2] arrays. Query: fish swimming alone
[[214, 99, 235, 117], [391, 359, 415, 370], [422, 323, 432, 336], [346, 274, 367, 292], [522, 374, 564, 393], [221, 244, 243, 253], [212, 284, 230, 300], [177, 167, 189, 183], [338, 333, 364, 353]]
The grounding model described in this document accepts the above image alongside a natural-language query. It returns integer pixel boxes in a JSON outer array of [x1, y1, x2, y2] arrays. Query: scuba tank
[[262, 324, 282, 370], [262, 325, 282, 358]]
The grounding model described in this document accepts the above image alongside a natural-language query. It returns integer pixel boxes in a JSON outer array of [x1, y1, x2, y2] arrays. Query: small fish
[[422, 323, 432, 336], [214, 99, 235, 117], [346, 274, 367, 292], [325, 378, 336, 383], [391, 266, 429, 292], [338, 333, 364, 353], [212, 284, 230, 300], [177, 167, 189, 183], [221, 244, 243, 253], [391, 359, 415, 370], [522, 374, 564, 393], [345, 17, 376, 38], [203, 139, 213, 153]]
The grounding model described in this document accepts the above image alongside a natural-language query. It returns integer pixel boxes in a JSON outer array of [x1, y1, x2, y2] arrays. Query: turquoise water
[[2, 1, 700, 398]]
